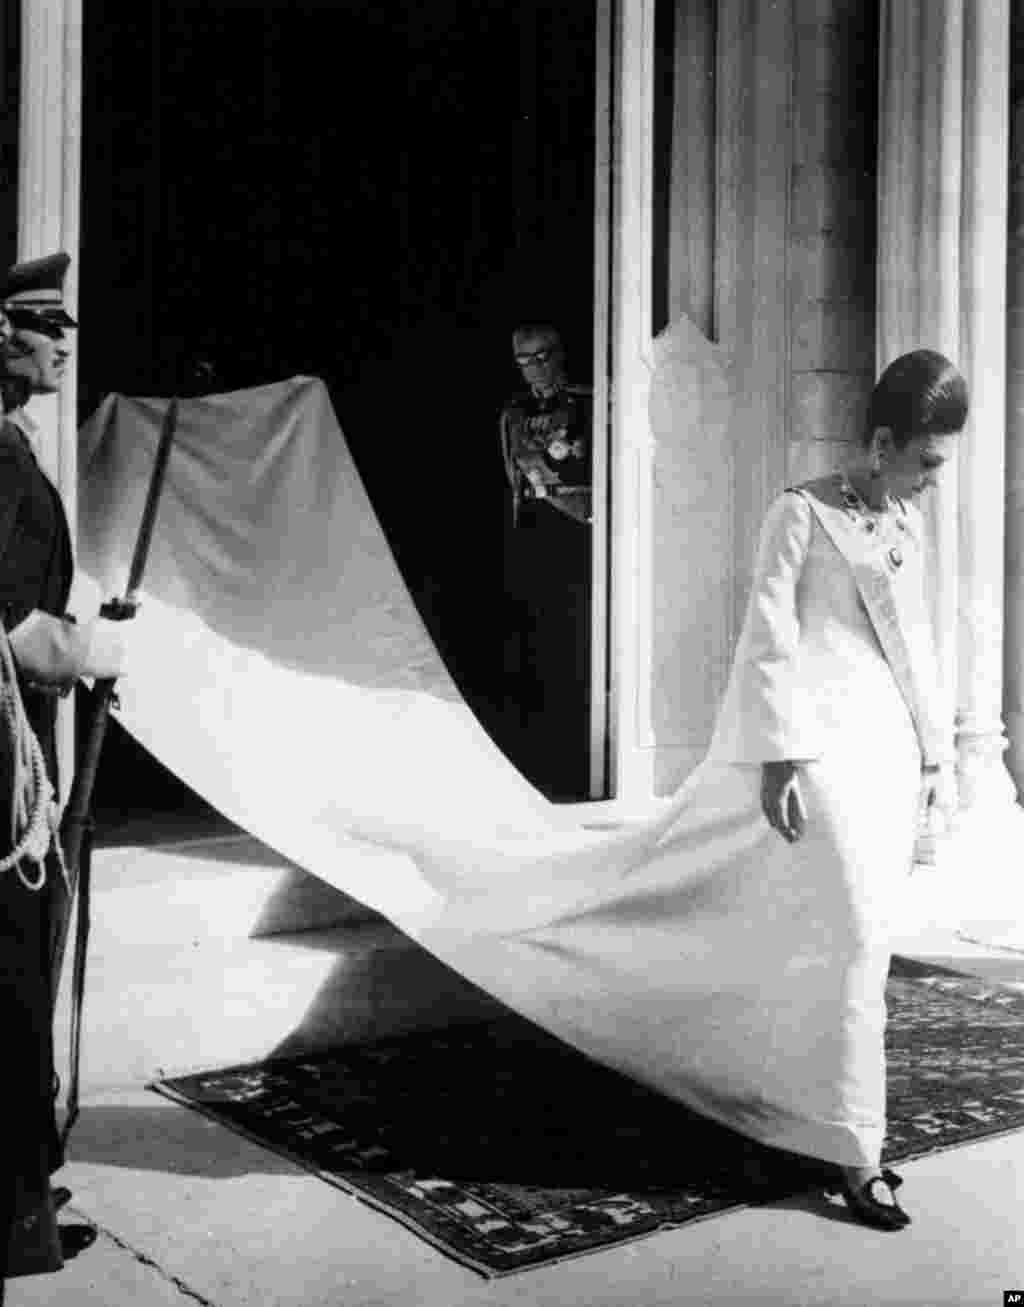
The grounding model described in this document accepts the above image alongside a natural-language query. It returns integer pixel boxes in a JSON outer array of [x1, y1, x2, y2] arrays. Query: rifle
[[54, 393, 181, 1141]]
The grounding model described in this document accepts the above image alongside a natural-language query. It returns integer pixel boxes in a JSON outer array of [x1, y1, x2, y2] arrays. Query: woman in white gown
[[77, 346, 965, 1232], [420, 349, 967, 1231]]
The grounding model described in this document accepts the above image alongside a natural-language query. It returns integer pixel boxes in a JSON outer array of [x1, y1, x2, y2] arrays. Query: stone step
[[53, 834, 504, 1097]]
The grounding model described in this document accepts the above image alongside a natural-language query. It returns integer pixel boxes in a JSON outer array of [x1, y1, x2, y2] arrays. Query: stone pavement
[[5, 822, 1024, 1307], [6, 1091, 1022, 1307]]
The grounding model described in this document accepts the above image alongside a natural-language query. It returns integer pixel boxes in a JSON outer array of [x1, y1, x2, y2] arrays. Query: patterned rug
[[152, 957, 1024, 1276]]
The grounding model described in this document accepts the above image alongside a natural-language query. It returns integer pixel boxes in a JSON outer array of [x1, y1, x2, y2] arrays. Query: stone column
[[1006, 6, 1024, 794], [877, 0, 963, 728], [880, 0, 1024, 940], [607, 0, 658, 806], [18, 0, 82, 798], [956, 0, 1016, 817]]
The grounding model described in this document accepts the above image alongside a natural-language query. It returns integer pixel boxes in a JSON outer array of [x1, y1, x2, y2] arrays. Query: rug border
[[146, 961, 1024, 1279], [148, 1071, 1024, 1280], [149, 1079, 754, 1279]]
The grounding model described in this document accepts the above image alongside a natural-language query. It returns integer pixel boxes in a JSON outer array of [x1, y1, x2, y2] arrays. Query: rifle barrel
[[53, 396, 181, 989], [125, 397, 179, 601]]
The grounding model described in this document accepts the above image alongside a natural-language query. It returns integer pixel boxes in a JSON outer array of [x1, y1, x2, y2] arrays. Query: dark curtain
[[0, 0, 19, 271]]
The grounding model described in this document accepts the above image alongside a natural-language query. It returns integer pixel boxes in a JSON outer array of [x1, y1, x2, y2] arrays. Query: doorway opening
[[0, 0, 18, 273], [79, 0, 610, 823]]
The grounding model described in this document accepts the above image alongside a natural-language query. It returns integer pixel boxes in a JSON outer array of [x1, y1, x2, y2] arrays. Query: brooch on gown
[[887, 506, 908, 570]]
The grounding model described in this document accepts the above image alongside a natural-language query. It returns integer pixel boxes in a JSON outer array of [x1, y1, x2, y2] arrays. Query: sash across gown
[[418, 476, 948, 1167]]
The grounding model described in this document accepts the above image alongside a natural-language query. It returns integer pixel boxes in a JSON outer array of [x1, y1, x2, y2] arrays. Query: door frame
[[588, 0, 615, 799]]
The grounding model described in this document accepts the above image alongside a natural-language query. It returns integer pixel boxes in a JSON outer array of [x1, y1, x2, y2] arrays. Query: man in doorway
[[498, 324, 593, 801], [0, 253, 123, 1289], [500, 324, 592, 527]]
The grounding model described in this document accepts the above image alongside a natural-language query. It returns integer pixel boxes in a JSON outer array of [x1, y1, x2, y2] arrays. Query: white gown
[[419, 486, 942, 1167], [78, 387, 948, 1170]]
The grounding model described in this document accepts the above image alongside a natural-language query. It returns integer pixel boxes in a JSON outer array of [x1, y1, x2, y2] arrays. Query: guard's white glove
[[7, 610, 129, 686]]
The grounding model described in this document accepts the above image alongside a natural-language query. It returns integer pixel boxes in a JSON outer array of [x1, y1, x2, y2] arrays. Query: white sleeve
[[707, 492, 823, 764]]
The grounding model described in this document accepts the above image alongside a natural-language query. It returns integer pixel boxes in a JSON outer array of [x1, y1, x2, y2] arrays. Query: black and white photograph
[[1, 3, 1023, 1305]]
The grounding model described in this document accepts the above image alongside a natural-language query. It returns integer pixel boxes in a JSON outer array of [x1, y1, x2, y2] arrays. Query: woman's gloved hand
[[920, 763, 958, 835]]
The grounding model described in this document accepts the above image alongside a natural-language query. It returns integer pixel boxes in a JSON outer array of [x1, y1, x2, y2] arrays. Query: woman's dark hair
[[864, 349, 968, 449]]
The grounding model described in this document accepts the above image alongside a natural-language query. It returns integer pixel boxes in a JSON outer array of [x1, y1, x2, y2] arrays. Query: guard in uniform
[[499, 325, 592, 800], [0, 254, 123, 1289]]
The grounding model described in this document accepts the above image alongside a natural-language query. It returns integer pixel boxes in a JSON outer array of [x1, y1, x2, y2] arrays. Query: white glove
[[920, 764, 958, 836], [7, 610, 129, 684]]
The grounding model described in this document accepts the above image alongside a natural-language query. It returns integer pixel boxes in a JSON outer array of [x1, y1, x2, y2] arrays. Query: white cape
[[74, 376, 911, 1167]]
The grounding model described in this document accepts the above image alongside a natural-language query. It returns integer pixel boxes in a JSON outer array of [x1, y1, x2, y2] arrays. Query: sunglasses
[[515, 347, 557, 367]]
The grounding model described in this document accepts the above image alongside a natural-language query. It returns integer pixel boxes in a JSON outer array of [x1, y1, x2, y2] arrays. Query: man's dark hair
[[512, 323, 562, 347]]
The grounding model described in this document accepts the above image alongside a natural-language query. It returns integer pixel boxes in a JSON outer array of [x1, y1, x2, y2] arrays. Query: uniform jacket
[[499, 383, 593, 525], [0, 417, 74, 781]]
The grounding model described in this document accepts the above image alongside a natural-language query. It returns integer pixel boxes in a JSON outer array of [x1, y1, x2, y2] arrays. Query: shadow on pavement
[[65, 1103, 300, 1178]]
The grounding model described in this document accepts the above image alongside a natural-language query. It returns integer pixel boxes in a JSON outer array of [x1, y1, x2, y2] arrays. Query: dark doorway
[[0, 0, 20, 271], [79, 0, 598, 818]]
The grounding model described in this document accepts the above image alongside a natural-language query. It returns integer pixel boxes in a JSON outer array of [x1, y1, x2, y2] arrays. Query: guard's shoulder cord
[[0, 626, 67, 890]]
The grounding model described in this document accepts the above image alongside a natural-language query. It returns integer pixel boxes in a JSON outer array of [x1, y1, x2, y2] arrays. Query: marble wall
[[641, 0, 879, 793], [788, 0, 878, 484]]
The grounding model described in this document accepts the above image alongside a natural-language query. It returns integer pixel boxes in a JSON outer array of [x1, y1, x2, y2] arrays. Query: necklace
[[838, 472, 892, 515], [836, 474, 907, 570]]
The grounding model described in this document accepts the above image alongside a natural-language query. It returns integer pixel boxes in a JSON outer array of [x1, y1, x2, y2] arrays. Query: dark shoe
[[4, 1192, 94, 1278], [59, 1223, 97, 1261], [826, 1167, 911, 1231], [5, 1194, 64, 1278]]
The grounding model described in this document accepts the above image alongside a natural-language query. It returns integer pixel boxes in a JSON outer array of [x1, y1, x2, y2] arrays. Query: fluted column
[[877, 0, 962, 736], [608, 0, 657, 804], [956, 0, 1016, 816], [1006, 6, 1024, 793], [879, 0, 1023, 939], [18, 0, 82, 799]]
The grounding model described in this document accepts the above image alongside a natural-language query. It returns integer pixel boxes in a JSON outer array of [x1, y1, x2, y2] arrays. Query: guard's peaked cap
[[1, 252, 77, 328]]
